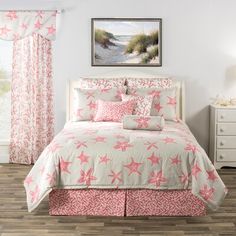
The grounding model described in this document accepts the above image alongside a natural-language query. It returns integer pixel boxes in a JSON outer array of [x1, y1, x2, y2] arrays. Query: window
[[0, 39, 13, 141]]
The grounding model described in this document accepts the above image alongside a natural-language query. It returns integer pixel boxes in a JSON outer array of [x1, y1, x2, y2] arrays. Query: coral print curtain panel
[[91, 18, 162, 67], [0, 11, 57, 164]]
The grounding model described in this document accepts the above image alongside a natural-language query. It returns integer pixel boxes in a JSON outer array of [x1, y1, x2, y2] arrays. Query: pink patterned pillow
[[127, 87, 178, 121], [73, 87, 126, 121], [78, 78, 126, 89], [126, 77, 172, 88], [121, 94, 153, 116], [94, 100, 135, 122]]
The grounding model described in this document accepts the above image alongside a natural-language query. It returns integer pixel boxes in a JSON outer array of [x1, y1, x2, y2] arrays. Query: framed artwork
[[91, 18, 162, 67]]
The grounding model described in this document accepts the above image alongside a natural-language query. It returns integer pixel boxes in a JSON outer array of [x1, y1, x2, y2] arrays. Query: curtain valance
[[0, 11, 57, 41]]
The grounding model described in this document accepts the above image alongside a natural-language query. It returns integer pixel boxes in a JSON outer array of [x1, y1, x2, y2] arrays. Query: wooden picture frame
[[91, 18, 162, 67]]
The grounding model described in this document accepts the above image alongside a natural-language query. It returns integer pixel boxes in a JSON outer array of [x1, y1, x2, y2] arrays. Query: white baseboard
[[0, 141, 9, 163]]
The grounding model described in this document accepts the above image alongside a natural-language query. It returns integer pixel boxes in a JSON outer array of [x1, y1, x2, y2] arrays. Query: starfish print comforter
[[24, 121, 227, 212]]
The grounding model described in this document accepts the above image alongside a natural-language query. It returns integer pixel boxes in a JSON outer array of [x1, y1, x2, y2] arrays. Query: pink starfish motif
[[148, 170, 167, 187], [86, 91, 95, 99], [21, 23, 28, 29], [34, 20, 42, 29], [167, 96, 176, 106], [0, 26, 11, 36], [206, 169, 218, 182], [191, 162, 202, 179], [134, 117, 150, 128], [154, 102, 163, 112], [94, 136, 106, 143], [30, 185, 40, 203], [199, 184, 215, 201], [108, 170, 122, 184], [114, 141, 133, 151], [36, 10, 44, 18], [77, 151, 90, 164], [147, 152, 160, 166], [144, 141, 158, 150], [87, 101, 97, 110], [24, 176, 33, 186], [6, 11, 17, 20], [78, 168, 97, 186], [162, 137, 176, 144], [47, 25, 56, 35], [46, 171, 57, 185], [185, 143, 198, 154], [75, 141, 87, 149], [171, 155, 181, 165], [124, 158, 142, 176], [148, 90, 161, 98], [59, 158, 71, 174], [179, 172, 191, 184], [99, 154, 110, 164]]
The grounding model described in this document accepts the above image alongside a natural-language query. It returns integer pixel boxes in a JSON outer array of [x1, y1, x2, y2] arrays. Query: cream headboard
[[66, 78, 185, 122]]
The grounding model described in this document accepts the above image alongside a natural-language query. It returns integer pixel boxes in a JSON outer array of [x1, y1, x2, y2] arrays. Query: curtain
[[0, 11, 56, 41], [9, 33, 54, 164]]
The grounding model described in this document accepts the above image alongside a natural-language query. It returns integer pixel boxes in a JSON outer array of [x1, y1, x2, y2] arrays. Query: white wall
[[1, 0, 236, 152]]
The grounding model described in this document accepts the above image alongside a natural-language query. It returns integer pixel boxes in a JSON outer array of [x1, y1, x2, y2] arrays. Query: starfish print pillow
[[121, 94, 153, 116], [127, 87, 178, 121], [73, 87, 127, 121], [123, 115, 165, 131]]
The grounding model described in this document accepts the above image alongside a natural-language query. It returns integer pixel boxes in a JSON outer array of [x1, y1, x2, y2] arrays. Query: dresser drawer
[[217, 150, 236, 162], [217, 123, 236, 135], [217, 136, 236, 148], [217, 109, 236, 122]]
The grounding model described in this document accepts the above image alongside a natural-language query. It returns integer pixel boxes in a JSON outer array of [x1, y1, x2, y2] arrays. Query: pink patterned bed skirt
[[49, 189, 206, 216]]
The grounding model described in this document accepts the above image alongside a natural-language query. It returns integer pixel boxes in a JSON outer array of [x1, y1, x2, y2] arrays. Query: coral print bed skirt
[[49, 189, 206, 216]]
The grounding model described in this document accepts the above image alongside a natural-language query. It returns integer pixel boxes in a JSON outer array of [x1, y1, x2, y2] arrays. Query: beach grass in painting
[[92, 19, 162, 66]]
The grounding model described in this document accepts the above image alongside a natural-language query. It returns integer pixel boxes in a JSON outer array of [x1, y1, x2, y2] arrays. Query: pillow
[[73, 87, 127, 121], [78, 77, 126, 89], [123, 115, 165, 131], [94, 100, 135, 122], [126, 77, 172, 88], [127, 87, 178, 121], [121, 94, 153, 116]]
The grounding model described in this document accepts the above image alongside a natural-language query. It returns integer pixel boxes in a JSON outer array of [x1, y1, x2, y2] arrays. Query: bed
[[24, 77, 227, 216]]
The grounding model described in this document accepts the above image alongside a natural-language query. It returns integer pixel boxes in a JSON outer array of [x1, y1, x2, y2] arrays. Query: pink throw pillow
[[121, 94, 153, 116], [94, 100, 135, 122]]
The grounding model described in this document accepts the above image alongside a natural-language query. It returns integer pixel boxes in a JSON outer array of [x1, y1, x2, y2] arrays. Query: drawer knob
[[220, 115, 225, 119], [219, 155, 224, 160], [220, 141, 225, 146], [220, 128, 224, 132]]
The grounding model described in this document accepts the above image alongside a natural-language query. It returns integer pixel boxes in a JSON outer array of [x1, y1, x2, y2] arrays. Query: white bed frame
[[66, 78, 185, 122]]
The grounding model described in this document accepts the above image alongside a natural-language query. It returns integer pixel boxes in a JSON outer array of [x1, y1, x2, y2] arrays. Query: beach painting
[[91, 18, 162, 67]]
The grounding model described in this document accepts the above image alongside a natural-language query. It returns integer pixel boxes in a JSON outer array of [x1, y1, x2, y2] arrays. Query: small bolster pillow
[[123, 115, 165, 131]]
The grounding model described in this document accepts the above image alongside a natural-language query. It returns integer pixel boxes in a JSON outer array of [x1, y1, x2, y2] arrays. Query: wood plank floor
[[0, 164, 236, 236]]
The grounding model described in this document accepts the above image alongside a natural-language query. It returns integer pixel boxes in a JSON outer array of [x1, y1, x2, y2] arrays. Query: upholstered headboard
[[66, 78, 185, 122]]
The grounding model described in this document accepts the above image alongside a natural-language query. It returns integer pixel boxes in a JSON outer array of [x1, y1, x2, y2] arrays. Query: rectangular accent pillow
[[123, 115, 165, 131], [127, 87, 178, 121], [126, 77, 172, 88], [73, 87, 127, 121], [94, 100, 135, 122], [78, 77, 126, 89], [121, 94, 153, 116]]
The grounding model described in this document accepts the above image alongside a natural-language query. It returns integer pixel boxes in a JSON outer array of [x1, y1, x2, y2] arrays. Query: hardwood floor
[[0, 164, 236, 236]]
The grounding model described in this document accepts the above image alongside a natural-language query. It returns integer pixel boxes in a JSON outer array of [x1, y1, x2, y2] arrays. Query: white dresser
[[209, 104, 236, 169]]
